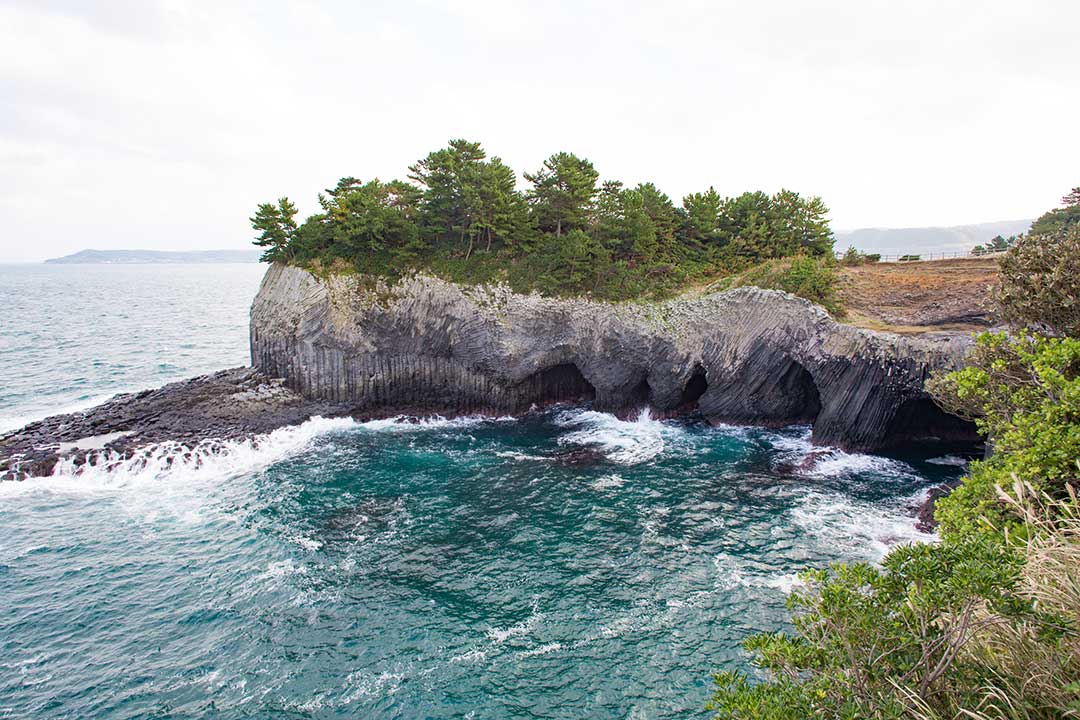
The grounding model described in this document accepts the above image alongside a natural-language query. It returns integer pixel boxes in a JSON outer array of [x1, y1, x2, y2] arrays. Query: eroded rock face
[[250, 264, 978, 451]]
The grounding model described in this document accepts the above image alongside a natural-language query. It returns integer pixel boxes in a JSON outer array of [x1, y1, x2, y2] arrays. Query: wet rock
[[913, 482, 960, 532], [0, 368, 346, 480]]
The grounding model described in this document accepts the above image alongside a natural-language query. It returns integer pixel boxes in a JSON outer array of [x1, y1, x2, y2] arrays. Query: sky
[[1, 0, 1078, 262]]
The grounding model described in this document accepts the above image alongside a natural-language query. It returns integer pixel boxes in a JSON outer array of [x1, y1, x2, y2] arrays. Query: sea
[[0, 263, 968, 719]]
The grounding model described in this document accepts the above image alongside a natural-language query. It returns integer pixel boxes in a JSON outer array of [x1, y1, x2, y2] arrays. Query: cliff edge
[[250, 263, 977, 451]]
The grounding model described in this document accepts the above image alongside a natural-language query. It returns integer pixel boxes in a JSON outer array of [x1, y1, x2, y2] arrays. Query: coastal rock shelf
[[0, 368, 342, 480], [250, 264, 978, 451]]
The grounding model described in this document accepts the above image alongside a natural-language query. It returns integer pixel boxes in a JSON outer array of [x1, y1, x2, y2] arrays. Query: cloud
[[1, 0, 1078, 261]]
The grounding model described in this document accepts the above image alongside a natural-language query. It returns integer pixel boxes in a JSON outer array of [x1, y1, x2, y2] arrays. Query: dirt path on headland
[[837, 257, 999, 334]]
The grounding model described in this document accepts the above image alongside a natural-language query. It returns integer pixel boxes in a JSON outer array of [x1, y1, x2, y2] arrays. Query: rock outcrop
[[0, 368, 343, 480], [250, 264, 978, 451]]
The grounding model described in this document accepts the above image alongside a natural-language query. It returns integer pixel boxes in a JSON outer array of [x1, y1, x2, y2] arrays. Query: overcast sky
[[1, 0, 1077, 262]]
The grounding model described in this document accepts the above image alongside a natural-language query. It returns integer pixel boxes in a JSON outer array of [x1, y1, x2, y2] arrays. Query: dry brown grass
[[838, 257, 999, 334], [902, 480, 1080, 720]]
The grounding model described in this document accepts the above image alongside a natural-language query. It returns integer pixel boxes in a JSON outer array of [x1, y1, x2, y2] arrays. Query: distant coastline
[[45, 249, 262, 264], [835, 218, 1032, 255]]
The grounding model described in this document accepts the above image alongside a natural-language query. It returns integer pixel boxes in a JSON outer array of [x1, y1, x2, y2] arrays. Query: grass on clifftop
[[713, 256, 843, 316]]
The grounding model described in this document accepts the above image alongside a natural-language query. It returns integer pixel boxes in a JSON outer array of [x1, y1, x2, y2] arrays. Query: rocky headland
[[0, 263, 980, 480]]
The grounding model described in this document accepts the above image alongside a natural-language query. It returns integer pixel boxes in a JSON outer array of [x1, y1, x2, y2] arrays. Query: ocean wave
[[766, 428, 920, 480], [0, 415, 359, 496], [553, 408, 679, 464], [354, 414, 515, 432], [589, 473, 626, 490], [711, 552, 805, 594], [791, 488, 937, 562], [486, 604, 541, 644]]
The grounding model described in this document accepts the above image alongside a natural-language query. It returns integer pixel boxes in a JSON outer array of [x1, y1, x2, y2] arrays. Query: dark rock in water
[[548, 447, 608, 465], [776, 447, 833, 475], [249, 264, 979, 453], [914, 482, 961, 532], [0, 368, 346, 480]]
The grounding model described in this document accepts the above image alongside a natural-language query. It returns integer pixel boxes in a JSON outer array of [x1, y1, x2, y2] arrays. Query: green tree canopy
[[250, 197, 299, 263], [1029, 184, 1080, 235], [525, 152, 599, 237], [250, 139, 838, 301]]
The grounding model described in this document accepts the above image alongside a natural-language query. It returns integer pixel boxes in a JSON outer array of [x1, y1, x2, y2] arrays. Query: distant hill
[[835, 219, 1032, 257], [45, 249, 262, 264]]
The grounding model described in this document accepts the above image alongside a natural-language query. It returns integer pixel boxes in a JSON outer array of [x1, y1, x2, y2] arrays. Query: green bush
[[709, 535, 1028, 720], [994, 225, 1080, 337], [730, 255, 843, 316], [927, 331, 1080, 536]]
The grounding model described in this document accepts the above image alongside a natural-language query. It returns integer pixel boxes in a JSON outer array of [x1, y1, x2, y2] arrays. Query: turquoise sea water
[[0, 263, 266, 433], [0, 264, 966, 719]]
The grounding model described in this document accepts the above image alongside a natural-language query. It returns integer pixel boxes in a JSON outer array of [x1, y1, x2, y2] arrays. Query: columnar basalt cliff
[[250, 264, 977, 451]]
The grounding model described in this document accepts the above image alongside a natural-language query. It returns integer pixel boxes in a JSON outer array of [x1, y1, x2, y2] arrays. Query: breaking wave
[[553, 408, 681, 464], [2, 416, 361, 494], [767, 427, 921, 481], [792, 487, 938, 561]]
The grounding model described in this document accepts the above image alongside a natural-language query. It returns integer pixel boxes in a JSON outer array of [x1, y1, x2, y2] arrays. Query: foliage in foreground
[[710, 203, 1080, 718], [926, 332, 1080, 536], [709, 485, 1080, 720], [993, 225, 1080, 337], [251, 139, 835, 302]]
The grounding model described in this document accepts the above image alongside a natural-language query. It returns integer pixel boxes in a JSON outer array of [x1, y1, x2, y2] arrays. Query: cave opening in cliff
[[678, 367, 708, 408], [629, 377, 652, 407], [882, 397, 980, 448], [524, 363, 596, 406], [776, 359, 821, 424]]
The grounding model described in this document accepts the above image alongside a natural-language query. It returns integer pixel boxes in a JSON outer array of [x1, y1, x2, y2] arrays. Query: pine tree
[[525, 152, 599, 237]]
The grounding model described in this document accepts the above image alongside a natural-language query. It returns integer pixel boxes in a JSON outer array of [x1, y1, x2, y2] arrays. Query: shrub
[[841, 246, 868, 266], [927, 332, 1080, 536], [994, 225, 1080, 337], [730, 255, 844, 316], [709, 535, 1029, 719]]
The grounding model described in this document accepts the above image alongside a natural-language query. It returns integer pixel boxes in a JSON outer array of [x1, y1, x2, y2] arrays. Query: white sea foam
[[486, 601, 541, 644], [554, 408, 679, 464], [766, 427, 920, 480], [355, 414, 514, 432], [710, 553, 807, 594], [518, 642, 562, 658], [449, 648, 488, 664], [927, 454, 970, 467], [792, 488, 937, 562], [495, 450, 546, 461], [589, 473, 626, 490], [0, 415, 359, 496]]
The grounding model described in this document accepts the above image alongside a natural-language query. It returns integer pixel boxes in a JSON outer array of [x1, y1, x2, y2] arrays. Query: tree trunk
[[556, 218, 562, 237]]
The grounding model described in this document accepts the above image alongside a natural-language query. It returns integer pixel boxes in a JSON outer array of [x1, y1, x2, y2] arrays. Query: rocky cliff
[[250, 264, 977, 451]]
